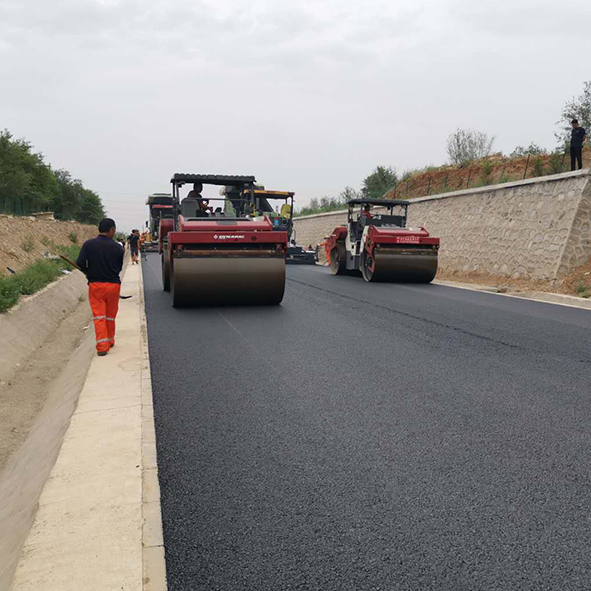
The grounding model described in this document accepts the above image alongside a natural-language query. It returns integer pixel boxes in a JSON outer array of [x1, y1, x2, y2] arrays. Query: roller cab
[[144, 193, 172, 252], [327, 198, 440, 283], [240, 189, 317, 265]]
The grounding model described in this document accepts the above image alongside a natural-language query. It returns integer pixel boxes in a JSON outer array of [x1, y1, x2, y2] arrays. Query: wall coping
[[294, 168, 591, 221]]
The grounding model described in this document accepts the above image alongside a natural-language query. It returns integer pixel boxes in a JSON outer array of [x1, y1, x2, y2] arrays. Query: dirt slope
[[0, 215, 96, 276], [385, 146, 591, 200]]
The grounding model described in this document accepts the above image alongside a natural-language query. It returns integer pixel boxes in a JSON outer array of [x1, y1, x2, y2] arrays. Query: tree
[[308, 197, 320, 211], [446, 128, 495, 165], [0, 129, 56, 214], [52, 169, 83, 220], [339, 186, 358, 202], [78, 189, 105, 225], [556, 80, 591, 145], [361, 166, 398, 200], [0, 129, 105, 222], [510, 142, 547, 158]]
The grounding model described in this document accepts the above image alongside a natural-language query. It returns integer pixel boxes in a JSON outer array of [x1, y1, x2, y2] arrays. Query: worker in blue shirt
[[76, 218, 124, 356], [570, 119, 587, 171]]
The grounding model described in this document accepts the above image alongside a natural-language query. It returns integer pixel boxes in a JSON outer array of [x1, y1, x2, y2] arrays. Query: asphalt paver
[[143, 254, 591, 591]]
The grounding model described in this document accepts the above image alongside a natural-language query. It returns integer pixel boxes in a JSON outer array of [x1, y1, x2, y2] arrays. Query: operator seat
[[181, 198, 199, 218]]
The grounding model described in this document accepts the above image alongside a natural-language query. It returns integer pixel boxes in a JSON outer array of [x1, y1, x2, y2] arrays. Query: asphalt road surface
[[143, 253, 591, 591]]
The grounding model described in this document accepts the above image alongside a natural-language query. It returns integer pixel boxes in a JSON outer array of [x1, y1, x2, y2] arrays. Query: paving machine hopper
[[327, 199, 439, 282], [144, 193, 173, 252], [159, 174, 288, 307], [242, 188, 317, 264]]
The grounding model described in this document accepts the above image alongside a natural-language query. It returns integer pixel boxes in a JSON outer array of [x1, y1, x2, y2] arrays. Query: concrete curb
[[139, 262, 168, 591], [9, 262, 167, 590], [434, 279, 591, 311]]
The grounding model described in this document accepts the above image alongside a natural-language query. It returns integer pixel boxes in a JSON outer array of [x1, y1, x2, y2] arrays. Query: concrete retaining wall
[[293, 170, 591, 280], [0, 271, 88, 384]]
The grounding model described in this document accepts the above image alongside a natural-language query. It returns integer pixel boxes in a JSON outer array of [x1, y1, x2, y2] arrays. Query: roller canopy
[[347, 198, 410, 207], [171, 174, 256, 186]]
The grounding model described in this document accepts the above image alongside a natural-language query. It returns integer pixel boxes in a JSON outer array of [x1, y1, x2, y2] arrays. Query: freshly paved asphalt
[[143, 254, 591, 591]]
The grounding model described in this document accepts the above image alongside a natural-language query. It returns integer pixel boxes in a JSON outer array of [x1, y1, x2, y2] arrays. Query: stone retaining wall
[[293, 170, 591, 280]]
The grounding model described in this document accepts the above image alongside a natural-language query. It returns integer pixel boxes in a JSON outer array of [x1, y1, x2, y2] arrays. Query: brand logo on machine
[[213, 234, 245, 240], [395, 236, 420, 243]]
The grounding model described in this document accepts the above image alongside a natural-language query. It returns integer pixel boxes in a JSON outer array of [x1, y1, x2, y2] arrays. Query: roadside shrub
[[510, 142, 547, 158], [549, 152, 566, 174], [54, 243, 80, 260], [478, 160, 495, 185], [481, 160, 494, 176], [69, 232, 78, 244], [17, 260, 60, 295], [40, 236, 52, 247], [0, 245, 81, 313], [532, 157, 545, 177], [0, 278, 21, 313], [21, 234, 35, 253]]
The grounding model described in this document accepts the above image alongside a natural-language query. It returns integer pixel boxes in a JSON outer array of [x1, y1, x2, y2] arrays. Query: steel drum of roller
[[171, 253, 285, 307], [361, 248, 438, 283], [161, 244, 171, 292]]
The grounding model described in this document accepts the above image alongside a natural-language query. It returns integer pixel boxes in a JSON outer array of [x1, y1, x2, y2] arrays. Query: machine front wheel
[[361, 251, 376, 282], [330, 243, 347, 275]]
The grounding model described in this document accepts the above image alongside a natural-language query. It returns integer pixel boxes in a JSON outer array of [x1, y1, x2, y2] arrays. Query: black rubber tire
[[330, 243, 347, 275], [162, 249, 171, 292], [360, 252, 375, 282]]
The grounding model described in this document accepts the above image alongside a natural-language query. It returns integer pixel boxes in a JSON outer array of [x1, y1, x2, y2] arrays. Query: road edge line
[[139, 261, 168, 591]]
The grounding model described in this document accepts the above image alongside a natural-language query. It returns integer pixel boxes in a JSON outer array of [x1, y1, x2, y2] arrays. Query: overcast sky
[[1, 0, 590, 231]]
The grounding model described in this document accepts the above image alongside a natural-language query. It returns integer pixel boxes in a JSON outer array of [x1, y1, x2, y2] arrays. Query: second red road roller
[[159, 173, 288, 307], [327, 198, 440, 283]]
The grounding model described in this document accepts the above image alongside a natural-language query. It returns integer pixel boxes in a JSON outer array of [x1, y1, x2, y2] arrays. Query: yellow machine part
[[280, 203, 292, 219]]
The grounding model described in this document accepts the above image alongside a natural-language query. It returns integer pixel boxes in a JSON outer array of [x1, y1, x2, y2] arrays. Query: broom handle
[[59, 254, 132, 299], [59, 254, 82, 272]]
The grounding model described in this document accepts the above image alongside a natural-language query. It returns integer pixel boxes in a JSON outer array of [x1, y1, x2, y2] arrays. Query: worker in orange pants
[[89, 282, 121, 353], [76, 218, 124, 356]]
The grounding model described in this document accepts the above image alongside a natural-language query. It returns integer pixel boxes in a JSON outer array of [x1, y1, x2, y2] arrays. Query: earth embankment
[[0, 215, 95, 276]]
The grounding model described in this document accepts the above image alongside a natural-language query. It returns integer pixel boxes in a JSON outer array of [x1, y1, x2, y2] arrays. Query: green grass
[[0, 244, 80, 313], [575, 282, 591, 299]]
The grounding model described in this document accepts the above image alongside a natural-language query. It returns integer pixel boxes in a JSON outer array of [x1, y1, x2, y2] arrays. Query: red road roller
[[159, 174, 288, 307], [327, 198, 440, 283]]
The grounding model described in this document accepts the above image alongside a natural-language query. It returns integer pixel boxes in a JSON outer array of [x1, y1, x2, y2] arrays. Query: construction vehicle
[[327, 198, 439, 282], [159, 174, 288, 307], [242, 188, 316, 264], [144, 193, 173, 252]]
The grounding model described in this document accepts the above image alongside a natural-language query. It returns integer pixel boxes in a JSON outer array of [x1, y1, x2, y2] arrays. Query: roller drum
[[171, 255, 285, 307], [161, 245, 171, 292], [363, 249, 438, 283]]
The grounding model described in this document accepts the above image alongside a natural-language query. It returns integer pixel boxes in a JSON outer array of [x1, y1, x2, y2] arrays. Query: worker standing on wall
[[76, 218, 124, 357], [570, 119, 587, 171]]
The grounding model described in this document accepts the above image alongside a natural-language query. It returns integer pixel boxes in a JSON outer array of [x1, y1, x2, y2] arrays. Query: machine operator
[[182, 183, 213, 217]]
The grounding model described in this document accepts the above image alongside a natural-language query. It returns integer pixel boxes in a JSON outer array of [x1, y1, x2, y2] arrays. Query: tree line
[[0, 129, 105, 224], [299, 80, 591, 216]]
